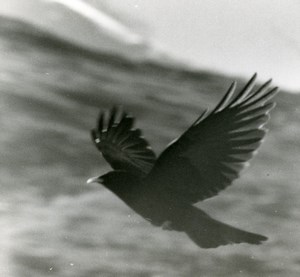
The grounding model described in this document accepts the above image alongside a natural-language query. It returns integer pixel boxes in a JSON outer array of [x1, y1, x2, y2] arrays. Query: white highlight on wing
[[45, 0, 144, 45]]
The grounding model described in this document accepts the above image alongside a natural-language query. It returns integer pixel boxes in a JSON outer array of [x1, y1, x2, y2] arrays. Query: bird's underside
[[89, 74, 278, 248]]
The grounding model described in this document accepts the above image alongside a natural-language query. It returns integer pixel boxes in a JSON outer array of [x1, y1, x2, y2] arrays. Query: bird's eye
[[95, 138, 101, 143]]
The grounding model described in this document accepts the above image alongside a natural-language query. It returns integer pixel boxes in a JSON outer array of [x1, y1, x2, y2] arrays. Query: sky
[[108, 0, 300, 92], [0, 0, 299, 92]]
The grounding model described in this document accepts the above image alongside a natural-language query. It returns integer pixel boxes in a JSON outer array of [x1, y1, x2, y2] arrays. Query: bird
[[87, 73, 278, 248]]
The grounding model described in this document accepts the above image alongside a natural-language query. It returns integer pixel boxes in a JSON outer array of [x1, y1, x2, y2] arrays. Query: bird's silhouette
[[87, 74, 278, 248]]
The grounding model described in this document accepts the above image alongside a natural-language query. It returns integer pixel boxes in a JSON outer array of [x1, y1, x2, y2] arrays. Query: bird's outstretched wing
[[146, 74, 278, 202], [91, 107, 156, 177]]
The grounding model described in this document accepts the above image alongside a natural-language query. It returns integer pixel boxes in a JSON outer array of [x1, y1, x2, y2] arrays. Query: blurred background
[[0, 1, 299, 276]]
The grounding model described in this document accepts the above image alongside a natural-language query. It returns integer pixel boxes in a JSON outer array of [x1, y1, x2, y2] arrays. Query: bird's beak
[[86, 176, 103, 184]]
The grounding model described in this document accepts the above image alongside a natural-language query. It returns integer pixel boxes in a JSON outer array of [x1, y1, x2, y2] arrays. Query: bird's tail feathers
[[182, 207, 267, 249]]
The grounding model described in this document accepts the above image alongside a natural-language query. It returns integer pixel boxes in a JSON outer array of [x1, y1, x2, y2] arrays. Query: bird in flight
[[87, 74, 278, 248]]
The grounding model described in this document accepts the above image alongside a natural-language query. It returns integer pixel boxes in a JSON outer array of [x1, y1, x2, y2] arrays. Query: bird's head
[[87, 170, 139, 193]]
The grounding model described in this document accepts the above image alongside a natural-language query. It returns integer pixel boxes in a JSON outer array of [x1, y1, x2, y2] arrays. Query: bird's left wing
[[91, 107, 156, 177], [146, 74, 278, 203]]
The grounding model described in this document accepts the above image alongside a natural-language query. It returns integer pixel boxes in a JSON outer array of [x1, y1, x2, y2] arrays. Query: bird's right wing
[[91, 107, 156, 177], [146, 74, 278, 203]]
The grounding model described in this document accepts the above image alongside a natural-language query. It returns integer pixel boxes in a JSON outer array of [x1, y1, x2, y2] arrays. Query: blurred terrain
[[0, 16, 300, 277]]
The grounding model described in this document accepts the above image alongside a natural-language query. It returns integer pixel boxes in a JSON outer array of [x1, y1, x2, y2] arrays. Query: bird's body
[[98, 170, 267, 248], [88, 74, 278, 248], [99, 171, 187, 228]]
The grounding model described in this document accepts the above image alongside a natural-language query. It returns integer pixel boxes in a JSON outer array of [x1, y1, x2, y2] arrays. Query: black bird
[[87, 74, 278, 248]]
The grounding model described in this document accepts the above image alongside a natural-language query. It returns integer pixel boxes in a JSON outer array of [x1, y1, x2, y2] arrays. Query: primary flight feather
[[88, 74, 278, 248]]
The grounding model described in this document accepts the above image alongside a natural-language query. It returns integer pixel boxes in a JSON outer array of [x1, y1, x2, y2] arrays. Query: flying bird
[[87, 74, 278, 248]]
